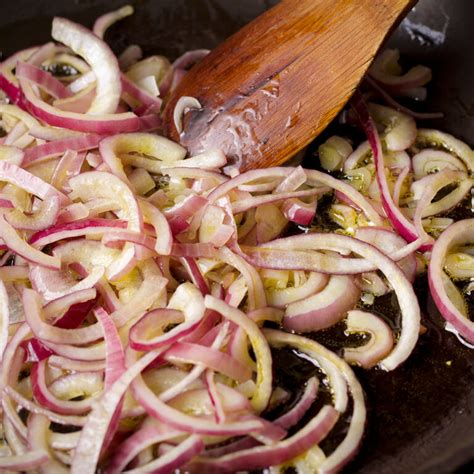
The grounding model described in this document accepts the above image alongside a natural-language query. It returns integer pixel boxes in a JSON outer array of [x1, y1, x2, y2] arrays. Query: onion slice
[[52, 17, 121, 114], [428, 219, 474, 343]]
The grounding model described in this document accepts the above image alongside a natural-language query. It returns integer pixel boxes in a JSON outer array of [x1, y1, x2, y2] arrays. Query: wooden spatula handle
[[164, 0, 417, 171]]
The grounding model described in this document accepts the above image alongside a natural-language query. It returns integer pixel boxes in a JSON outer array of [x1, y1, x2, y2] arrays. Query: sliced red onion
[[354, 226, 417, 282], [191, 405, 337, 473], [122, 74, 162, 110], [162, 149, 227, 171], [15, 61, 72, 99], [343, 310, 395, 369], [173, 96, 202, 134], [0, 265, 29, 282], [259, 233, 420, 370], [71, 349, 164, 474], [53, 84, 96, 113], [5, 386, 87, 426], [106, 423, 182, 474], [111, 263, 168, 327], [283, 275, 360, 333], [416, 128, 474, 174], [31, 359, 98, 415], [131, 371, 263, 436], [281, 197, 317, 225], [129, 308, 200, 350], [52, 17, 121, 114], [0, 145, 24, 166], [23, 288, 105, 346], [0, 450, 49, 470], [0, 215, 60, 269], [204, 296, 272, 412], [412, 149, 467, 180], [0, 281, 9, 363], [48, 355, 105, 372], [266, 271, 328, 308], [30, 218, 126, 248], [412, 170, 469, 243], [414, 171, 472, 218], [165, 342, 251, 382], [30, 264, 104, 302], [0, 161, 69, 206], [369, 49, 432, 91], [265, 329, 365, 473], [119, 44, 143, 70], [352, 93, 420, 243], [93, 5, 134, 39], [23, 134, 101, 165], [5, 195, 59, 231], [429, 218, 474, 342], [366, 76, 443, 120], [94, 307, 125, 388], [126, 435, 204, 474], [19, 75, 157, 133], [232, 188, 322, 215]]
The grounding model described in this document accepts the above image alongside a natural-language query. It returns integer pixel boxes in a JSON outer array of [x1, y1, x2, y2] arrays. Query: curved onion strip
[[352, 92, 422, 244], [0, 161, 69, 205], [174, 96, 202, 134], [30, 218, 127, 248], [283, 275, 361, 333], [258, 233, 419, 370], [68, 171, 141, 279], [106, 423, 182, 474], [5, 196, 60, 231], [413, 170, 468, 242], [208, 167, 383, 226], [232, 188, 322, 214], [15, 61, 71, 99], [28, 413, 68, 473], [0, 450, 49, 470], [18, 76, 157, 134], [241, 234, 423, 276], [428, 219, 474, 342], [204, 296, 272, 412], [276, 377, 319, 429], [23, 289, 104, 344], [71, 349, 164, 474], [0, 215, 60, 269], [266, 272, 328, 308], [94, 307, 125, 388], [343, 310, 394, 369], [5, 386, 87, 426], [125, 435, 204, 474], [416, 128, 474, 173], [191, 406, 338, 473], [31, 359, 97, 415], [218, 247, 266, 311], [0, 281, 9, 362], [264, 330, 365, 473], [164, 342, 251, 382], [93, 5, 134, 39], [129, 308, 202, 350], [52, 17, 121, 114], [48, 356, 105, 372], [412, 149, 467, 180], [23, 134, 101, 165], [131, 368, 263, 435], [155, 322, 228, 403]]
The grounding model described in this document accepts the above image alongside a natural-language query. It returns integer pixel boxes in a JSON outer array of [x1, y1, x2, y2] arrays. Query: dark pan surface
[[1, 1, 473, 472]]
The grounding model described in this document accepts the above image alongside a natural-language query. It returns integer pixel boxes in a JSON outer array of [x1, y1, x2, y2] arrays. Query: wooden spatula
[[163, 0, 416, 172]]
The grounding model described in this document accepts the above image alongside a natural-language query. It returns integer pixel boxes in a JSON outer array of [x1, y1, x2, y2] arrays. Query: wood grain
[[163, 0, 417, 171]]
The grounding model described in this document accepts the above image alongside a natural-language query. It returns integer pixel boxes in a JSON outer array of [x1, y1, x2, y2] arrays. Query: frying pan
[[1, 0, 473, 472]]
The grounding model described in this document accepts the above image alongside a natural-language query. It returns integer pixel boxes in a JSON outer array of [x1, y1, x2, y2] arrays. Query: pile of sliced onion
[[0, 5, 472, 474]]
